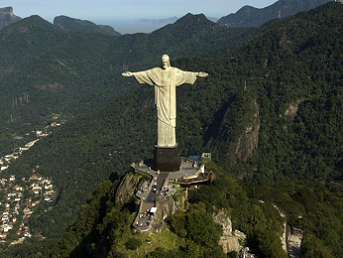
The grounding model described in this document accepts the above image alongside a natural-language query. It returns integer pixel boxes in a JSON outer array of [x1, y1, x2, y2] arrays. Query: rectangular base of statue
[[153, 145, 180, 172]]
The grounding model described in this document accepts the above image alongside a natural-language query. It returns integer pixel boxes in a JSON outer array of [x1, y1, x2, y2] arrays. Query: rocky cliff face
[[115, 173, 142, 205], [234, 99, 260, 162], [152, 196, 176, 232], [208, 95, 260, 165], [0, 7, 21, 30], [213, 210, 241, 253]]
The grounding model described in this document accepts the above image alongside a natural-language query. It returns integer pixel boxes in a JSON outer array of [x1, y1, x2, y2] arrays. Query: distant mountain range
[[0, 0, 331, 35], [54, 15, 121, 36], [0, 7, 21, 30], [140, 16, 218, 26], [139, 17, 178, 25], [217, 0, 332, 27]]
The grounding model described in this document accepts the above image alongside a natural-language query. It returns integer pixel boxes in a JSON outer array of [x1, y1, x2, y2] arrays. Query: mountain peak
[[217, 0, 332, 27], [0, 15, 62, 38], [175, 13, 213, 26], [53, 15, 121, 37]]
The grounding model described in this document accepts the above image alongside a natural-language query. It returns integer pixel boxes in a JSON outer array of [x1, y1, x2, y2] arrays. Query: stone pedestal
[[153, 145, 180, 172]]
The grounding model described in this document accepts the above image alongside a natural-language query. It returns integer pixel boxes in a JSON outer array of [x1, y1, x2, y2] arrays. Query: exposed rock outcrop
[[284, 99, 304, 117], [0, 7, 21, 30], [213, 210, 241, 253], [115, 173, 142, 205], [206, 92, 260, 165], [152, 196, 176, 232]]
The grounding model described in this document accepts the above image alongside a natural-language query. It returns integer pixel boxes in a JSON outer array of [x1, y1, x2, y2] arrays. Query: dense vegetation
[[1, 169, 287, 258], [0, 13, 259, 157], [0, 13, 260, 237], [1, 2, 343, 257]]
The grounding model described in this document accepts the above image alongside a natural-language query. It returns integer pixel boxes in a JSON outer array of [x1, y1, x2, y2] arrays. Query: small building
[[14, 185, 23, 191], [201, 153, 212, 164], [45, 190, 54, 196], [0, 166, 9, 172], [44, 184, 53, 190], [150, 207, 157, 216]]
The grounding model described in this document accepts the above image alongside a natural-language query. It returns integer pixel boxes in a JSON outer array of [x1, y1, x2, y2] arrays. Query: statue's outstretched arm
[[122, 70, 154, 86], [122, 71, 134, 77], [196, 72, 208, 78]]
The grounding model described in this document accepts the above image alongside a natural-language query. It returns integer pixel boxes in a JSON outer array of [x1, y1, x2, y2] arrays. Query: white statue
[[122, 54, 208, 147]]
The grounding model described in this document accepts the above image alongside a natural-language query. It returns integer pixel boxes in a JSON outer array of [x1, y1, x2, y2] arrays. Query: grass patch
[[124, 226, 185, 257]]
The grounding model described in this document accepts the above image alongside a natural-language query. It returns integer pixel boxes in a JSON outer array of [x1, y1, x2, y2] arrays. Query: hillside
[[0, 12, 261, 240], [0, 2, 342, 251], [4, 166, 343, 257], [0, 13, 259, 158], [217, 0, 331, 27], [53, 15, 121, 37]]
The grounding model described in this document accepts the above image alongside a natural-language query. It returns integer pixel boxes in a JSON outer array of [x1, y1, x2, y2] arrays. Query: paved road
[[135, 172, 168, 229], [146, 172, 168, 203], [133, 160, 199, 231]]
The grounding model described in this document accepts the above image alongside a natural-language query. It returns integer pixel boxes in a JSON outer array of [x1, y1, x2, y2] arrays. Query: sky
[[1, 0, 278, 33]]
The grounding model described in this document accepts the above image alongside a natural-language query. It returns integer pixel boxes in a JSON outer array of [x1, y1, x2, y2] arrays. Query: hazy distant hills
[[54, 15, 121, 36], [207, 17, 219, 22], [218, 0, 332, 27], [139, 17, 178, 26], [0, 7, 21, 30]]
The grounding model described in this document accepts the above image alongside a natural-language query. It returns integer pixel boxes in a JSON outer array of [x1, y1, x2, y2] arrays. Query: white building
[[0, 166, 9, 172]]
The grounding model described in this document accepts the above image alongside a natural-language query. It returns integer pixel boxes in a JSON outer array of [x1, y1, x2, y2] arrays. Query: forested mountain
[[217, 0, 332, 27], [0, 12, 260, 238], [2, 2, 343, 256], [53, 16, 121, 37], [0, 13, 259, 157]]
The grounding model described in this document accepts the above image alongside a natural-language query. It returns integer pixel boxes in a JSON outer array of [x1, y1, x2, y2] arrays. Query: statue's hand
[[122, 71, 133, 77], [197, 72, 208, 78]]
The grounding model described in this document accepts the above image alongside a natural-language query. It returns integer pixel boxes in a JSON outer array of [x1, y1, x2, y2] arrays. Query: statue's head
[[161, 54, 170, 69]]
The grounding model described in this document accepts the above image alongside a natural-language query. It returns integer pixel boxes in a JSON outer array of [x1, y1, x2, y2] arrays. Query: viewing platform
[[130, 158, 210, 233]]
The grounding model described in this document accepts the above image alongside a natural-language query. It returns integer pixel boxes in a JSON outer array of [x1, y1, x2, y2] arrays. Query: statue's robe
[[133, 67, 197, 147]]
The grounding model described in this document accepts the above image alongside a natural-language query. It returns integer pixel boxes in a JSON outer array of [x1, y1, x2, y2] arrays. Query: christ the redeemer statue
[[122, 54, 208, 148]]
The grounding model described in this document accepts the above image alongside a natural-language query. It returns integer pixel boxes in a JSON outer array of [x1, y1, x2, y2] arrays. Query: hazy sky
[[3, 0, 277, 21]]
